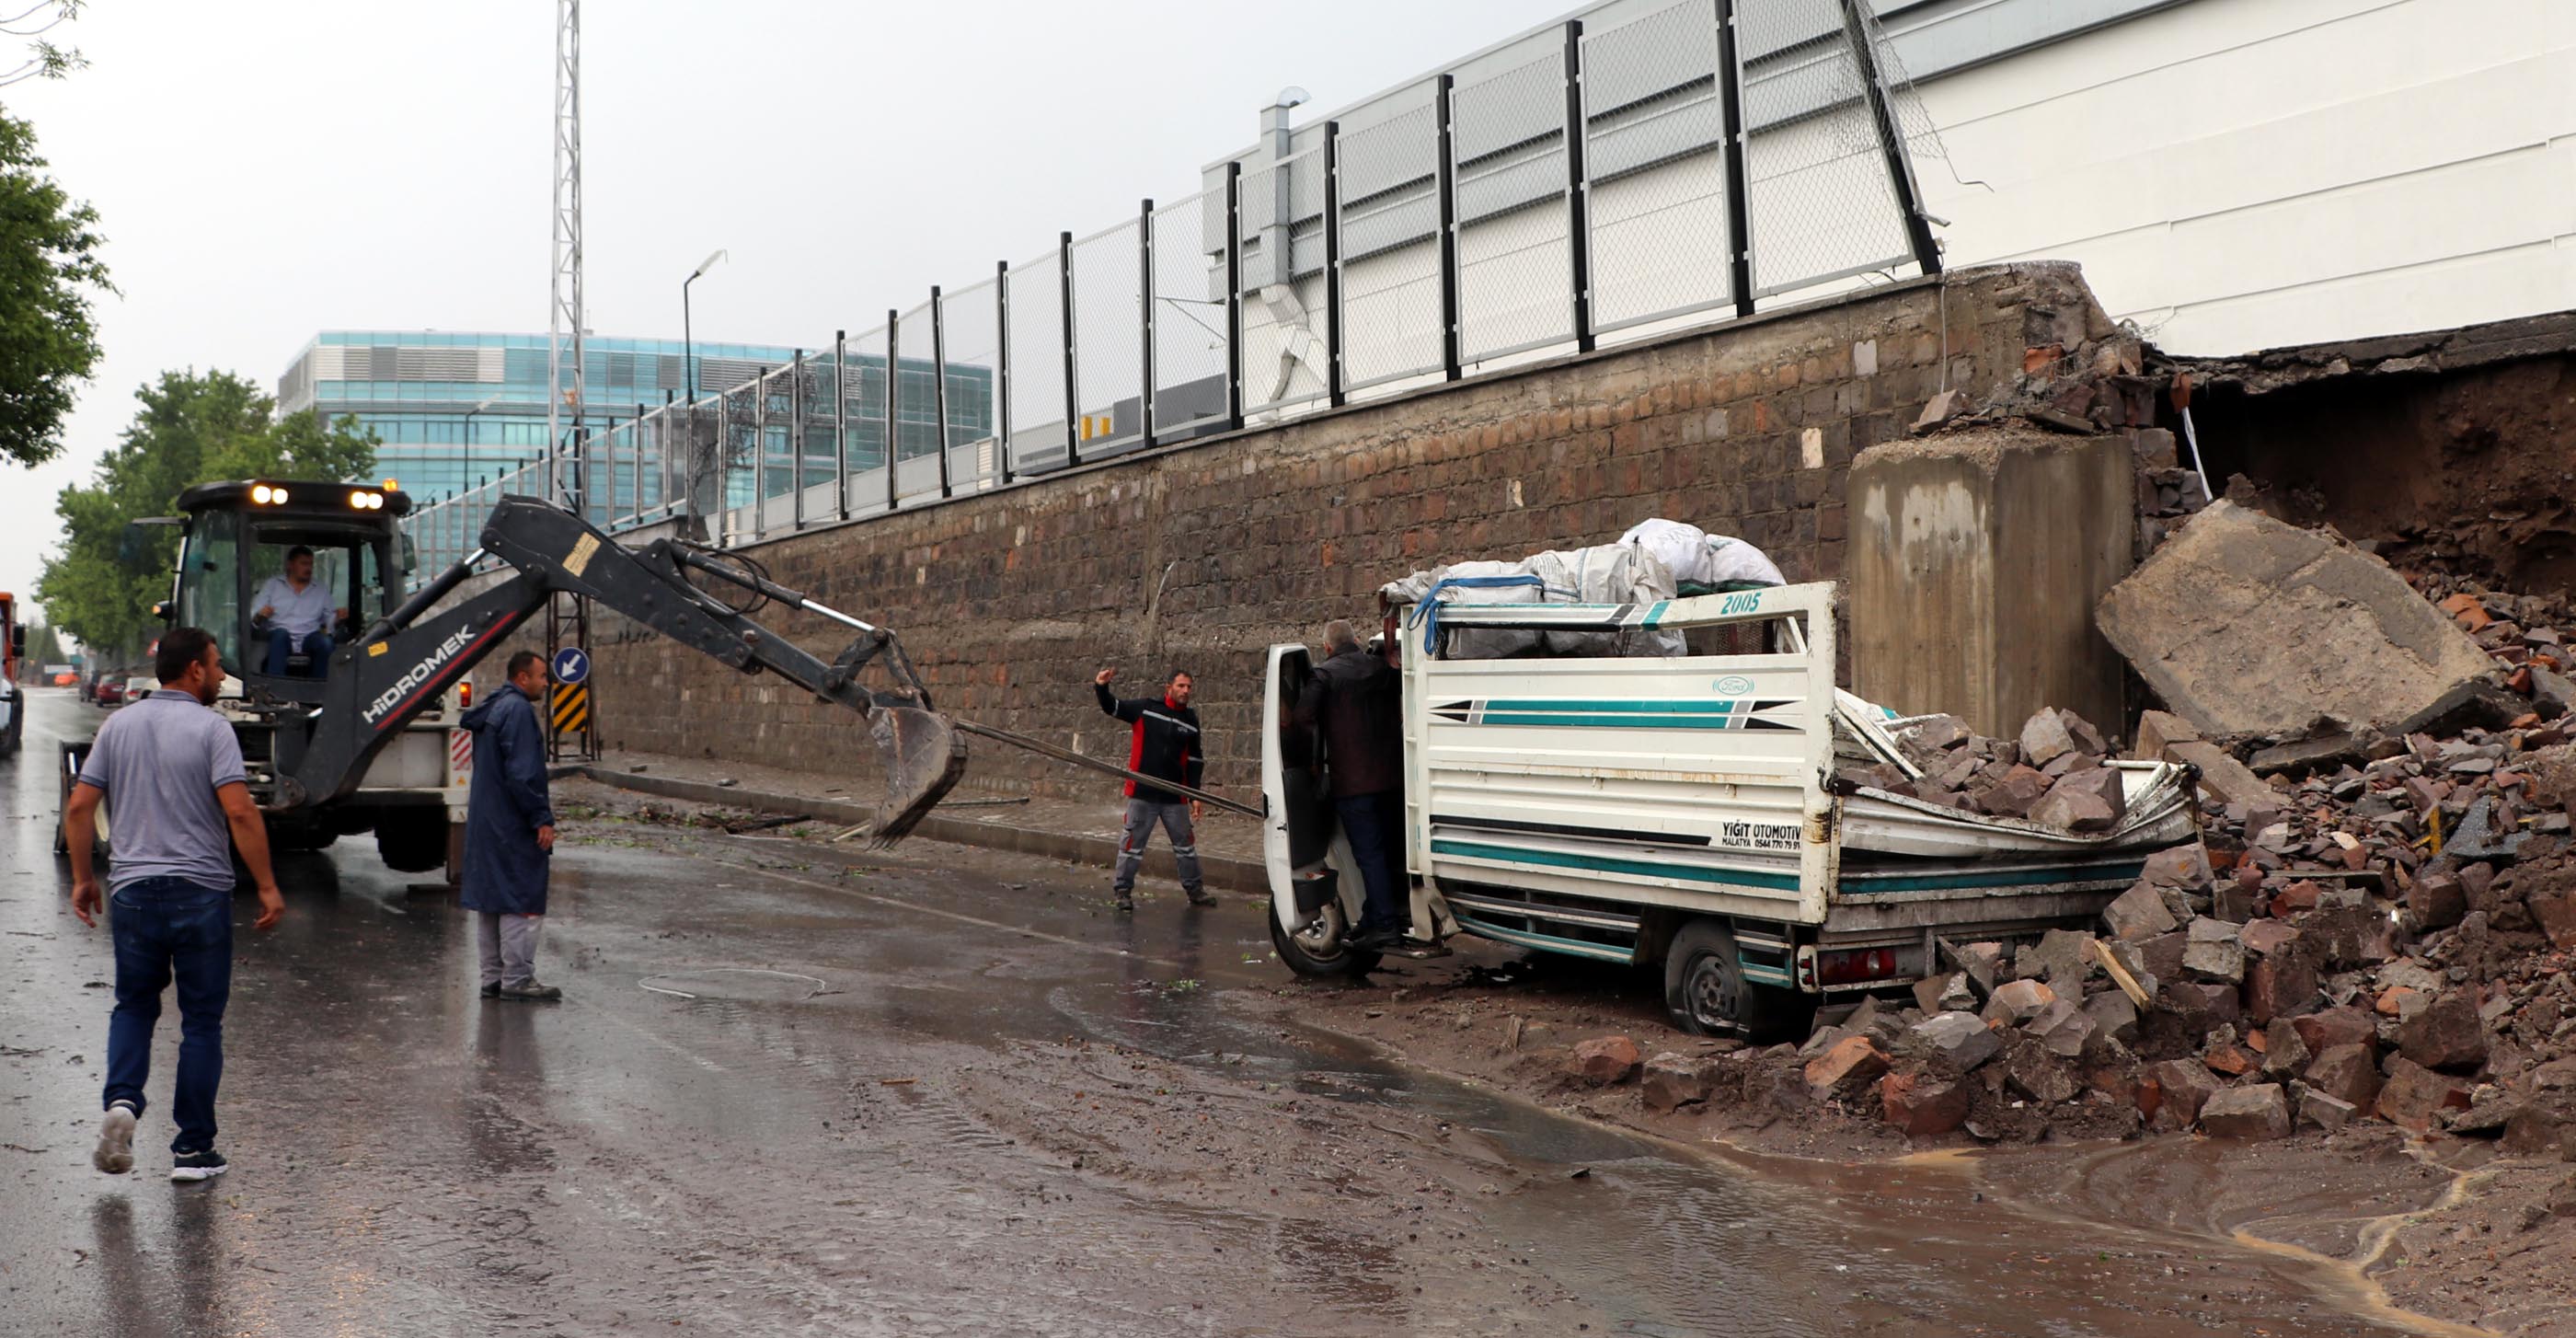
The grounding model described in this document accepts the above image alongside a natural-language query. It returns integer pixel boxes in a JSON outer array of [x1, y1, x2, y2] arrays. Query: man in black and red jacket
[[1094, 666, 1213, 912]]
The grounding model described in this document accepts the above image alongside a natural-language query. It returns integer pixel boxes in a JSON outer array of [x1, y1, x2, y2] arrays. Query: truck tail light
[[1815, 947, 1900, 986]]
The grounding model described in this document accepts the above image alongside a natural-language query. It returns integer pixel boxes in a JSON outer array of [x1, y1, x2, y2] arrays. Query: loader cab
[[167, 480, 414, 702]]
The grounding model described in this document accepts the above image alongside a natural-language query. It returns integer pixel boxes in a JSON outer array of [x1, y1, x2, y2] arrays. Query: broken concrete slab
[[2201, 1084, 2293, 1139], [2095, 501, 2498, 736], [2164, 741, 2275, 808]]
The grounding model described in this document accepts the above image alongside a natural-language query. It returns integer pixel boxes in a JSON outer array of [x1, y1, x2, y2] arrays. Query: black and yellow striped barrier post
[[550, 681, 589, 736]]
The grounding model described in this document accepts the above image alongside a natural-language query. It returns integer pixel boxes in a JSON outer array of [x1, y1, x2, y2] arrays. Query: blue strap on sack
[[1408, 573, 1549, 651]]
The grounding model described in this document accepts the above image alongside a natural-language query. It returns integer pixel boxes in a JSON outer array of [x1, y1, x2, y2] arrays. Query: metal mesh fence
[[1582, 0, 1734, 332], [1737, 0, 1908, 295], [1069, 217, 1144, 454], [939, 279, 1001, 490], [393, 0, 1946, 558], [1149, 189, 1230, 435], [1238, 146, 1328, 417], [1335, 97, 1444, 392], [1005, 252, 1066, 476]]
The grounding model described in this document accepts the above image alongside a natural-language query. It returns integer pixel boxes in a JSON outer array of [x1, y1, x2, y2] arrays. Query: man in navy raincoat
[[462, 651, 560, 1001]]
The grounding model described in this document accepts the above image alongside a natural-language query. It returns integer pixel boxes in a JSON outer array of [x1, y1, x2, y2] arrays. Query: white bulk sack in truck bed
[[1619, 518, 1785, 591], [1379, 544, 1680, 658]]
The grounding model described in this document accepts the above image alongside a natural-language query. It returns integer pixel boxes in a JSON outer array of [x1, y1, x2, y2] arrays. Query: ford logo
[[1713, 675, 1754, 695]]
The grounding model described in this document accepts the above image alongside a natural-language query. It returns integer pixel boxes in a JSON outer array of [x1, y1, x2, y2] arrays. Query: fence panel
[[1582, 0, 1735, 333], [1736, 0, 1909, 295], [892, 298, 945, 502], [1237, 146, 1328, 417], [1451, 35, 1574, 366], [1004, 252, 1067, 476], [1334, 96, 1445, 393], [1069, 217, 1144, 455], [938, 279, 1001, 490], [1148, 189, 1230, 437]]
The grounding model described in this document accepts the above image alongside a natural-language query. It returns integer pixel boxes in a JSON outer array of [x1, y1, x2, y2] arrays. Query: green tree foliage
[[23, 619, 64, 666], [0, 107, 109, 467], [37, 370, 379, 655]]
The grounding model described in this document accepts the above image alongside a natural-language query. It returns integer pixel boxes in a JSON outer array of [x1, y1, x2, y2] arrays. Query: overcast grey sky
[[0, 0, 1575, 628]]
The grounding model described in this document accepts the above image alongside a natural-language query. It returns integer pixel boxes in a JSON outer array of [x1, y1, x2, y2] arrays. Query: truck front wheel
[[1663, 919, 1809, 1042], [1269, 900, 1382, 978]]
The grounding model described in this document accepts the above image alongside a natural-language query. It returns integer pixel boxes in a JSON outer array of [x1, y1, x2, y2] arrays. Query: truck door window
[[176, 512, 247, 672]]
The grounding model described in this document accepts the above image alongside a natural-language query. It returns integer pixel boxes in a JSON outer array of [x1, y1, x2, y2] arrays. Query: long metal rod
[[1058, 230, 1079, 468], [1138, 198, 1157, 449], [833, 330, 849, 519], [949, 719, 1259, 816], [1224, 162, 1244, 432], [1836, 0, 1940, 275], [1435, 74, 1462, 382], [929, 286, 952, 498], [994, 261, 1014, 485], [1714, 0, 1756, 317], [1323, 122, 1345, 408], [1563, 19, 1594, 353], [884, 307, 901, 513]]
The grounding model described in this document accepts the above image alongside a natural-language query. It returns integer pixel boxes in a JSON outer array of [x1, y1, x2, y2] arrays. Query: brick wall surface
[[561, 263, 2096, 801]]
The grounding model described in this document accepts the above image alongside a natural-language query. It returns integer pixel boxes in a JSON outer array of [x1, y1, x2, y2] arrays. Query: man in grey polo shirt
[[65, 627, 285, 1183]]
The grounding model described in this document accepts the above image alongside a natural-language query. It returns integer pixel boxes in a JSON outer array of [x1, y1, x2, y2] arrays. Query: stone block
[[2376, 1057, 2473, 1134], [2032, 766, 2127, 833], [2020, 709, 2077, 767], [1571, 1035, 1644, 1085], [2025, 998, 2097, 1059], [2164, 741, 2277, 808], [1983, 979, 2058, 1025], [2202, 1084, 2293, 1139], [2103, 881, 2179, 941], [2001, 1034, 2081, 1104], [2096, 501, 2498, 736], [2148, 1058, 2222, 1127], [1805, 1035, 1891, 1100], [2183, 917, 2246, 984], [2300, 1089, 2360, 1132], [2245, 952, 2319, 1028], [2141, 843, 2215, 891], [1880, 1070, 1970, 1136], [1641, 1053, 1716, 1113], [2395, 991, 2489, 1073], [2132, 709, 2199, 760], [2303, 1044, 2382, 1114], [1910, 1010, 2003, 1071], [2291, 1008, 2376, 1058]]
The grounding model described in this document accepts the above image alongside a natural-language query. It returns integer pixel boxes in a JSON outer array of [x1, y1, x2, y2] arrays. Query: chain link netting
[[1738, 0, 1908, 295], [1150, 189, 1230, 435], [1452, 40, 1574, 366], [938, 278, 1002, 489], [1582, 0, 1734, 332], [1335, 96, 1444, 391], [1005, 251, 1066, 476], [1069, 218, 1144, 454], [1239, 146, 1328, 416]]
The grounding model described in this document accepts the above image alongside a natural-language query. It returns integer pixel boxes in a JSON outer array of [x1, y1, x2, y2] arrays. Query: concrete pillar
[[1847, 425, 2133, 739]]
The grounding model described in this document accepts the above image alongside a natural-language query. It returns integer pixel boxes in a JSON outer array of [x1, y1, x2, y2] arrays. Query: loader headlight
[[348, 490, 383, 510], [252, 484, 274, 504]]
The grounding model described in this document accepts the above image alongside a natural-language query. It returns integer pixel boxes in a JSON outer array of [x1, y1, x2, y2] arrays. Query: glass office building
[[275, 331, 813, 503]]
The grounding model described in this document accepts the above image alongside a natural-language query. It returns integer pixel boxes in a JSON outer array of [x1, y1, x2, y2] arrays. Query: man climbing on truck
[[1093, 666, 1213, 913], [1292, 619, 1409, 951]]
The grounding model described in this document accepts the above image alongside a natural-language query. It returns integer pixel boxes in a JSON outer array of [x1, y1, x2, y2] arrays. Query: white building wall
[[1913, 0, 2576, 352]]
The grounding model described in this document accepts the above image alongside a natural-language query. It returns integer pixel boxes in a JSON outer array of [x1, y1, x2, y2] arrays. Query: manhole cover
[[638, 968, 827, 1002]]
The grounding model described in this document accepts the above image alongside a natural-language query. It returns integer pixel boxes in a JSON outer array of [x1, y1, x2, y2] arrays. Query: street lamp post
[[463, 396, 498, 491], [684, 248, 728, 402]]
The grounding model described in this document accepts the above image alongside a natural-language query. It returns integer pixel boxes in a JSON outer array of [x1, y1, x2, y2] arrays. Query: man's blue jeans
[[103, 877, 234, 1155], [1333, 790, 1408, 938], [266, 627, 333, 677]]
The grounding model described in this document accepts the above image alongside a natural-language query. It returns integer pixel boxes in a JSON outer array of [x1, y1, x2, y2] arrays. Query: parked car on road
[[93, 678, 124, 707], [121, 675, 156, 705]]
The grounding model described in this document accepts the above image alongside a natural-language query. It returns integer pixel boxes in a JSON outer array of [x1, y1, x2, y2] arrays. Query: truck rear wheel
[[1270, 900, 1382, 978], [374, 812, 449, 872], [1663, 919, 1808, 1042]]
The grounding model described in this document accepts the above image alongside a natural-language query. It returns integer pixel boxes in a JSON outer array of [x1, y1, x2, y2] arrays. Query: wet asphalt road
[[0, 687, 2443, 1336]]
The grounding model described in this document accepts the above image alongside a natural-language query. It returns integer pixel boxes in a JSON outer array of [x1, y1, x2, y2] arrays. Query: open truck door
[[1260, 643, 1381, 976]]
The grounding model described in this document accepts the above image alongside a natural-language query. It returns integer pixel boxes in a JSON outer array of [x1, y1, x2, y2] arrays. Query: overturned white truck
[[1260, 572, 2202, 1038]]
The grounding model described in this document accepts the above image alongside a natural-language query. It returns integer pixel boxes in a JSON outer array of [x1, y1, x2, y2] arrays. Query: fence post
[[1224, 162, 1244, 432], [833, 331, 849, 519], [884, 308, 902, 513], [1435, 73, 1462, 382], [1835, 0, 1940, 276], [753, 367, 771, 541], [929, 287, 952, 499], [1324, 121, 1345, 407], [1563, 20, 1594, 353], [1714, 0, 1756, 317], [1058, 230, 1079, 468], [995, 262, 1014, 485], [1138, 198, 1156, 449], [634, 403, 647, 525], [789, 352, 807, 530]]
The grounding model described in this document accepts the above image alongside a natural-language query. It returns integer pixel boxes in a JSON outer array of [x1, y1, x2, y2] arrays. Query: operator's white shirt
[[255, 575, 334, 638]]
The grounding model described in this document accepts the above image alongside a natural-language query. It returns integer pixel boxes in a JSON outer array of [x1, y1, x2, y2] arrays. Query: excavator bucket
[[868, 707, 968, 845]]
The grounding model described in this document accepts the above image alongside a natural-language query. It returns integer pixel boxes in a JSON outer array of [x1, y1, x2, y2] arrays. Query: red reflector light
[[1816, 947, 1899, 986], [457, 682, 473, 707]]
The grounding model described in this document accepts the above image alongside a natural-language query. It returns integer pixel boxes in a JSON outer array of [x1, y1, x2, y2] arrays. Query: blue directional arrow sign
[[551, 646, 591, 686]]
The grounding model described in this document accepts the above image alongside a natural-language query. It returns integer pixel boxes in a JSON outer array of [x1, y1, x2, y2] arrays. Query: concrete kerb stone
[[572, 765, 1271, 894]]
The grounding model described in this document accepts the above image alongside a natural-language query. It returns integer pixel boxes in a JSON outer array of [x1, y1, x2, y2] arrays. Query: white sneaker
[[93, 1103, 136, 1174]]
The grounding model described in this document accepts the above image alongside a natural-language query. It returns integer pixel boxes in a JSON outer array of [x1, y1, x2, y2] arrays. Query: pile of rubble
[[1836, 707, 2131, 832], [1575, 513, 2576, 1154]]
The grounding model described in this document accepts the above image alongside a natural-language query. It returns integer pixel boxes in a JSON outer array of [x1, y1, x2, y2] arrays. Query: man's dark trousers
[[1334, 790, 1407, 938], [103, 875, 233, 1155]]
